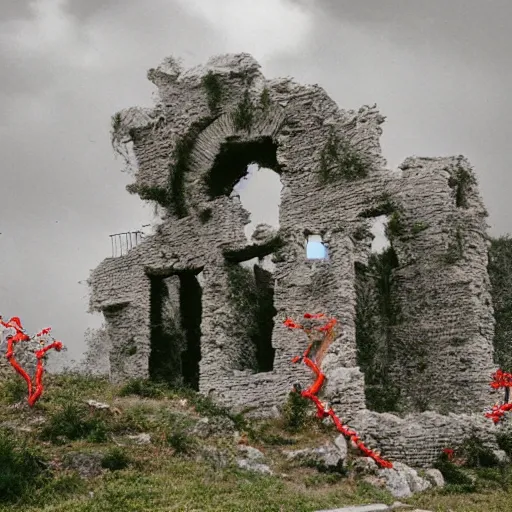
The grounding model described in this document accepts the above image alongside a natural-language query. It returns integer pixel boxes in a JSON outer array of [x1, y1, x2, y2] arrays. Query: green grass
[[2, 373, 512, 511]]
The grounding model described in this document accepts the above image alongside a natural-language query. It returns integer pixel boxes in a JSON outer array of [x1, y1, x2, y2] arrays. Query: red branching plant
[[484, 369, 512, 424], [2, 318, 63, 407], [284, 313, 393, 469]]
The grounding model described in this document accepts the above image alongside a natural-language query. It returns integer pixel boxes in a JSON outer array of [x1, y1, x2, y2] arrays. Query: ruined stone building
[[89, 53, 500, 466]]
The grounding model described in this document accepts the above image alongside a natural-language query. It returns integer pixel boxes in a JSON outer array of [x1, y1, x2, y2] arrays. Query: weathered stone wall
[[88, 53, 498, 467]]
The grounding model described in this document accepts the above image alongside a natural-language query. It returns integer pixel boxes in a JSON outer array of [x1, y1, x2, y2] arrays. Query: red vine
[[285, 313, 393, 469], [2, 318, 63, 407]]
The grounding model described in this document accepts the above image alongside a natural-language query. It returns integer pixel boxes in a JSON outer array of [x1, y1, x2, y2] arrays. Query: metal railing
[[109, 230, 145, 257]]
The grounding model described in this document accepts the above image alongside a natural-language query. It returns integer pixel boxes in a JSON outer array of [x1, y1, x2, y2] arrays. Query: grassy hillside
[[1, 373, 512, 511]]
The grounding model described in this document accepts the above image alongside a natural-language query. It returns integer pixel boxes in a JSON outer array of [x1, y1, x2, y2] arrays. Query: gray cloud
[[0, 0, 509, 360]]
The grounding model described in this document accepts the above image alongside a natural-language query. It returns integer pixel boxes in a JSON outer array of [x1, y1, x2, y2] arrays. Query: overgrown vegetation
[[40, 403, 109, 444], [167, 115, 217, 218], [259, 87, 271, 112], [0, 429, 48, 504], [201, 71, 223, 114], [126, 183, 168, 206], [447, 156, 477, 208], [233, 89, 255, 132], [225, 261, 276, 373], [443, 227, 465, 264], [101, 447, 131, 471], [319, 127, 368, 183], [488, 235, 512, 372], [0, 375, 29, 404], [223, 235, 285, 263], [281, 390, 311, 432], [198, 207, 213, 223], [411, 221, 429, 234], [355, 247, 401, 412], [2, 374, 512, 511]]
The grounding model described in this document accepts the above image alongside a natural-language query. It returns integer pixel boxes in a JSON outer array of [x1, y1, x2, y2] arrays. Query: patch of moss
[[167, 115, 217, 218], [447, 157, 477, 208], [260, 87, 271, 112], [411, 221, 429, 234], [223, 235, 285, 263], [201, 71, 223, 115], [359, 196, 397, 218], [319, 127, 368, 183], [198, 208, 213, 224], [233, 89, 255, 132], [443, 227, 464, 264], [488, 235, 512, 372], [385, 210, 406, 238], [126, 183, 168, 207]]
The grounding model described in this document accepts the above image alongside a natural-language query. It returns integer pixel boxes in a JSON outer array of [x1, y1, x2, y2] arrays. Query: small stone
[[86, 400, 110, 410], [493, 449, 510, 464], [127, 433, 151, 445], [424, 468, 445, 488], [237, 458, 273, 475], [237, 445, 265, 461]]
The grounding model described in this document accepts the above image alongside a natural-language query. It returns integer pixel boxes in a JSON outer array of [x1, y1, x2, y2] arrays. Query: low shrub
[[101, 447, 131, 471], [40, 403, 108, 444]]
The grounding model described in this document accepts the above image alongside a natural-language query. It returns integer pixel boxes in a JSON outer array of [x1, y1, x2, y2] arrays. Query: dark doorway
[[226, 258, 276, 373], [148, 270, 203, 390]]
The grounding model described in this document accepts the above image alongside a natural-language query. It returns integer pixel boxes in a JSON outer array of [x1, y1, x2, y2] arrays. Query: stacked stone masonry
[[89, 53, 500, 467]]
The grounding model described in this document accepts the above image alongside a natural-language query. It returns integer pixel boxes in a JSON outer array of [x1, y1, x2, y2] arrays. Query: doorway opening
[[148, 269, 203, 390]]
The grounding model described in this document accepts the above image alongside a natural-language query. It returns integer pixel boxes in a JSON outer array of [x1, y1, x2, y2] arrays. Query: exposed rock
[[493, 449, 510, 464], [196, 446, 234, 470], [191, 416, 236, 438], [62, 452, 103, 479], [284, 441, 346, 471], [424, 468, 445, 488], [378, 462, 431, 498], [237, 445, 265, 461], [351, 456, 379, 475], [126, 433, 151, 445], [236, 458, 273, 475], [86, 400, 110, 410]]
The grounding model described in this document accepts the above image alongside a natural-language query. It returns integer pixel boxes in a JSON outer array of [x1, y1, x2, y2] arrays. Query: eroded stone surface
[[88, 52, 498, 467]]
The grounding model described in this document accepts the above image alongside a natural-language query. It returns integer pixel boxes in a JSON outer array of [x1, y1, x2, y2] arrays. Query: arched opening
[[232, 164, 282, 239], [204, 136, 280, 199]]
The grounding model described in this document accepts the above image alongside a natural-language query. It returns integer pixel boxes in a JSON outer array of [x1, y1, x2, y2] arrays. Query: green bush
[[40, 403, 108, 444], [119, 379, 168, 399], [496, 432, 512, 457], [166, 429, 196, 456], [0, 376, 28, 405], [282, 390, 311, 432], [0, 429, 48, 503], [101, 447, 131, 471], [460, 436, 499, 468], [434, 456, 474, 488]]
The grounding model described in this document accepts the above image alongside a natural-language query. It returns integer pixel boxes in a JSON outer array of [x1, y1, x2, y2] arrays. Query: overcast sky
[[1, 0, 510, 359]]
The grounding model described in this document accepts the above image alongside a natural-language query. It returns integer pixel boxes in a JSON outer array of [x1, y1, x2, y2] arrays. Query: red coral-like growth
[[284, 313, 393, 469], [2, 320, 63, 407]]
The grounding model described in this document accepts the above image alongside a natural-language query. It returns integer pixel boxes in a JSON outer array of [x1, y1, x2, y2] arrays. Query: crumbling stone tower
[[89, 54, 498, 466]]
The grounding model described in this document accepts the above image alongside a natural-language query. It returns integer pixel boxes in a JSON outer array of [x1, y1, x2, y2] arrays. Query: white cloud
[[0, 0, 101, 71], [174, 0, 313, 60]]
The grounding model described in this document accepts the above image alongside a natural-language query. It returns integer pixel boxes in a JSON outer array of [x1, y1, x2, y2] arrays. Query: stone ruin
[[88, 53, 501, 467]]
